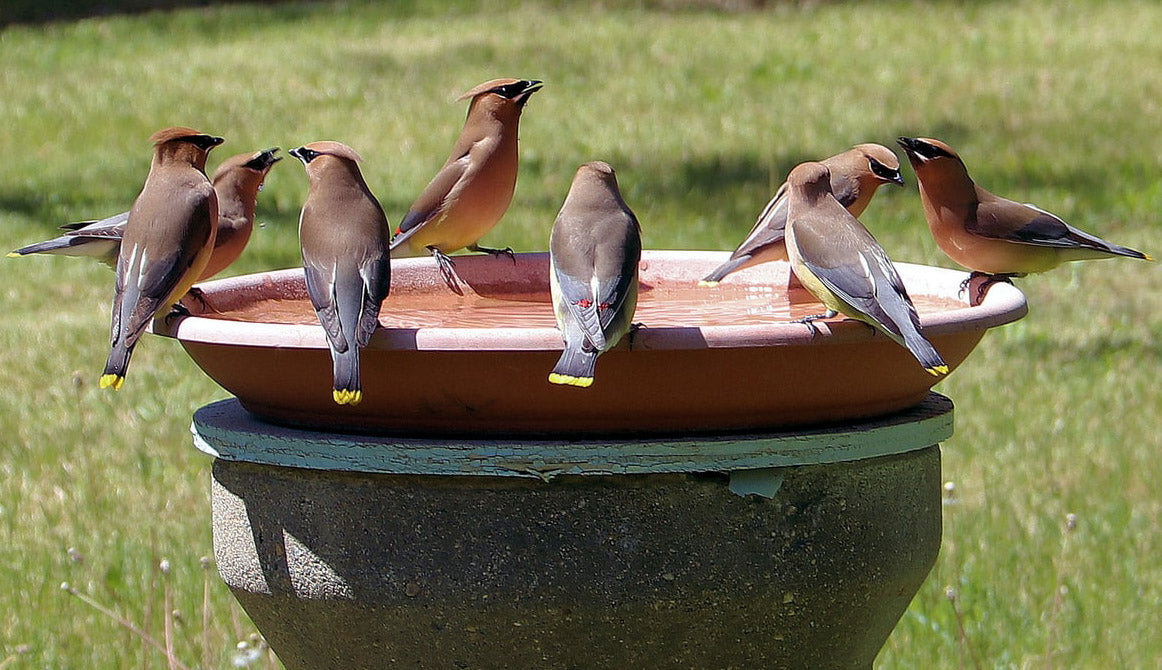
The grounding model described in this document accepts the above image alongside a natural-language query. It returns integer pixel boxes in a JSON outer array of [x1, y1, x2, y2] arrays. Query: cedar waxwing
[[389, 78, 543, 291], [291, 141, 391, 406], [784, 161, 948, 377], [897, 137, 1152, 301], [548, 161, 642, 388], [700, 143, 905, 286], [9, 148, 281, 280], [100, 127, 224, 390]]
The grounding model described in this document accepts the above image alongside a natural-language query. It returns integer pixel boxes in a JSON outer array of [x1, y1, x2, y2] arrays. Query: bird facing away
[[100, 127, 224, 390], [291, 141, 392, 406], [784, 161, 948, 377], [389, 78, 543, 291], [9, 148, 281, 281], [699, 143, 904, 286], [897, 136, 1152, 300], [548, 161, 642, 388]]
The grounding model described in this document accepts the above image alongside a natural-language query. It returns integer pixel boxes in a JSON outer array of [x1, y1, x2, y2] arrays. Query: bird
[[699, 143, 904, 286], [897, 136, 1152, 302], [291, 141, 391, 406], [389, 78, 543, 292], [100, 126, 224, 390], [784, 161, 948, 377], [548, 161, 642, 388], [9, 148, 281, 280]]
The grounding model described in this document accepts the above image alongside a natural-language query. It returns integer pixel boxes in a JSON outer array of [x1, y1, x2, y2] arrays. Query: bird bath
[[157, 250, 1025, 436], [160, 251, 1026, 668]]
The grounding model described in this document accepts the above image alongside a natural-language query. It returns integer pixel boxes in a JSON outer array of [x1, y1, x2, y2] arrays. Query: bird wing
[[969, 194, 1112, 250], [594, 214, 643, 333], [795, 212, 916, 341], [390, 149, 474, 250], [730, 182, 789, 258], [355, 252, 391, 348], [554, 260, 605, 351], [60, 211, 130, 234], [302, 261, 347, 354]]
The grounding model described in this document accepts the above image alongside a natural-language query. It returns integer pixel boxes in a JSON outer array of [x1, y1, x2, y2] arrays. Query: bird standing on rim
[[291, 141, 392, 406], [101, 127, 224, 390], [897, 136, 1152, 303], [700, 143, 905, 286], [10, 148, 281, 281], [784, 161, 948, 377], [390, 78, 543, 292], [548, 161, 642, 388]]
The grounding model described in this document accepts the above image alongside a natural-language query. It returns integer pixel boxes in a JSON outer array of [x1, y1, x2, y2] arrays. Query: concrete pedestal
[[193, 394, 953, 670]]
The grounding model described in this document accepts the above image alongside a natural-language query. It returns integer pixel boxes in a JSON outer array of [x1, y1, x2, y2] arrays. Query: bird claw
[[429, 247, 465, 295], [793, 310, 837, 338], [164, 302, 192, 325], [627, 322, 646, 350], [959, 272, 1018, 306], [470, 244, 517, 264]]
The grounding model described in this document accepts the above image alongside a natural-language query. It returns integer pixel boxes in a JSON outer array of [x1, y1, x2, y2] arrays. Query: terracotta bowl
[[154, 250, 1026, 436]]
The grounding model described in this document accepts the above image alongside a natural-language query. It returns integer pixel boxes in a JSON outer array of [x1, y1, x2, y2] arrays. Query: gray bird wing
[[355, 252, 391, 348], [60, 211, 130, 233], [302, 260, 348, 354], [971, 195, 1137, 253], [796, 215, 918, 342], [390, 150, 472, 249], [555, 264, 605, 351], [594, 215, 643, 332], [730, 183, 789, 259]]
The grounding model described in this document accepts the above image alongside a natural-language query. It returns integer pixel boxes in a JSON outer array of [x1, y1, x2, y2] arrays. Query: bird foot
[[959, 272, 1019, 306], [470, 243, 517, 265], [793, 310, 837, 338], [429, 247, 465, 295], [164, 302, 192, 325], [627, 322, 646, 350]]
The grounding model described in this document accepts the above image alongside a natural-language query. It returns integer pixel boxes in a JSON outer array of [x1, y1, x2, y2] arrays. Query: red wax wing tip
[[576, 299, 592, 308]]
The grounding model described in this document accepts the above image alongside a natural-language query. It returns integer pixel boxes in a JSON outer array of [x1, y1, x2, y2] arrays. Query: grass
[[1, 0, 1160, 666]]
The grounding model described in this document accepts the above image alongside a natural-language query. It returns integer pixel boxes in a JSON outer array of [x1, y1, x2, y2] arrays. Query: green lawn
[[1, 1, 1160, 667]]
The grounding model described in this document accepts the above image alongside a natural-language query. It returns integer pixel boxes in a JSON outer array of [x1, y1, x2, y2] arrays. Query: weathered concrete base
[[211, 446, 941, 669]]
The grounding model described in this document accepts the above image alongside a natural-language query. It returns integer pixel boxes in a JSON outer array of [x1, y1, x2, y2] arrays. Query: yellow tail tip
[[1144, 253, 1155, 262], [697, 280, 719, 288], [99, 374, 124, 390], [548, 373, 594, 388], [926, 365, 950, 377], [7, 252, 23, 258], [333, 389, 363, 405]]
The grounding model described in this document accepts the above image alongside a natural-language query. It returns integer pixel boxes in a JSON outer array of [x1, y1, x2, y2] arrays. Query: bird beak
[[896, 137, 950, 163], [208, 136, 225, 147], [289, 147, 308, 164]]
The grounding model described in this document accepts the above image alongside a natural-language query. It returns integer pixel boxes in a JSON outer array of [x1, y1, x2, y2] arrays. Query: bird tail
[[902, 330, 949, 377], [1105, 243, 1152, 262], [698, 256, 749, 287], [331, 348, 363, 405], [548, 344, 599, 388], [100, 342, 134, 391]]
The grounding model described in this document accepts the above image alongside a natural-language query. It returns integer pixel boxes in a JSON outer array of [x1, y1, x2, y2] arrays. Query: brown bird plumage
[[100, 126, 224, 390], [9, 148, 280, 280], [548, 161, 642, 388], [897, 137, 1152, 301], [292, 141, 391, 406], [390, 78, 543, 291], [784, 161, 947, 377], [700, 143, 904, 286]]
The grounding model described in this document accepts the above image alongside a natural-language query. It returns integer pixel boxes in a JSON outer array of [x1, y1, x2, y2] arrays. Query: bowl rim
[[155, 250, 1028, 352]]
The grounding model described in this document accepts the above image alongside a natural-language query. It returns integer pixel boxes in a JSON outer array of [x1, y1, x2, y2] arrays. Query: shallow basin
[[155, 250, 1026, 436]]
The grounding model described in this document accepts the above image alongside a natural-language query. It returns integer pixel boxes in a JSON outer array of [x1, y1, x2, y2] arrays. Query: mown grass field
[[1, 1, 1160, 667]]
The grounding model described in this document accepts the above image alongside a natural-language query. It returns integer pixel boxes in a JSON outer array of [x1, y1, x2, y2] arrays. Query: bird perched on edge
[[784, 161, 948, 377], [389, 78, 543, 292], [897, 136, 1152, 302], [699, 143, 905, 287], [9, 148, 281, 280], [291, 141, 392, 406], [548, 161, 642, 388], [100, 127, 224, 390]]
